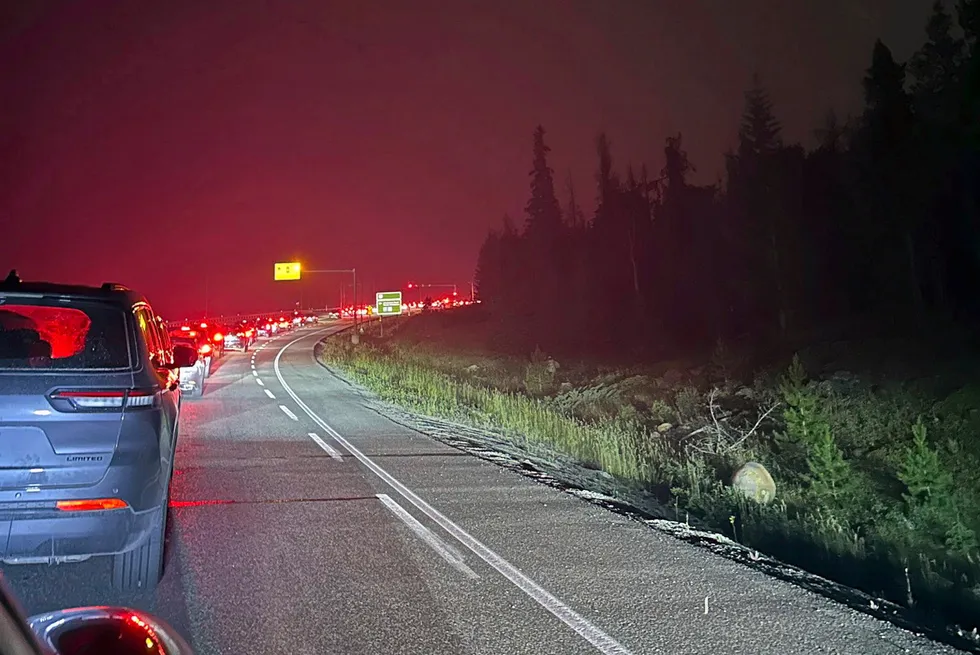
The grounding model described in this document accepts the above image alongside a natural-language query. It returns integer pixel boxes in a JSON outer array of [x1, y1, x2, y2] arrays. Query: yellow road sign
[[274, 261, 302, 281]]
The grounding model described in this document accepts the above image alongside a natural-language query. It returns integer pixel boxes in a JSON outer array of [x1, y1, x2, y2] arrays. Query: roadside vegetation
[[319, 310, 980, 640]]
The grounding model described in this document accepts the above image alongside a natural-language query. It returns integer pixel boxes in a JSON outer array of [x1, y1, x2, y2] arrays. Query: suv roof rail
[[100, 282, 130, 291]]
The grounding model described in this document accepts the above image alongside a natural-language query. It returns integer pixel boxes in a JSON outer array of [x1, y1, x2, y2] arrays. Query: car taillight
[[212, 333, 223, 342], [199, 344, 212, 355], [49, 389, 158, 411], [56, 498, 128, 511], [126, 390, 157, 407]]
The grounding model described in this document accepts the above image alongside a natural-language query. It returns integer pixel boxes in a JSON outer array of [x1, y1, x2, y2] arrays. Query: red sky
[[0, 0, 935, 318]]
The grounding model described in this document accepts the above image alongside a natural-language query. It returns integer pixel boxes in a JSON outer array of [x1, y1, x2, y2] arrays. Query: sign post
[[375, 291, 403, 317], [375, 291, 402, 338]]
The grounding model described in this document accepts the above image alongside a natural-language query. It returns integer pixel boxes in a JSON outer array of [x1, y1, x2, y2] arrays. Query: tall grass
[[317, 328, 980, 639]]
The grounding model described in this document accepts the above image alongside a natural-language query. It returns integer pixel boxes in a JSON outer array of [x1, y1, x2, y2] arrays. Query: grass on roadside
[[319, 311, 980, 638]]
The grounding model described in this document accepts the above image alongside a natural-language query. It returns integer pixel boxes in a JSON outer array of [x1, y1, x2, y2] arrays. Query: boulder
[[731, 461, 776, 504]]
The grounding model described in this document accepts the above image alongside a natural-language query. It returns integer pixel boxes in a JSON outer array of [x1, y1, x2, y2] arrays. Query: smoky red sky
[[0, 0, 934, 318]]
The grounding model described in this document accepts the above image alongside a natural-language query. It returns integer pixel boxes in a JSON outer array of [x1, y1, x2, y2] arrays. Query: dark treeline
[[475, 1, 980, 359]]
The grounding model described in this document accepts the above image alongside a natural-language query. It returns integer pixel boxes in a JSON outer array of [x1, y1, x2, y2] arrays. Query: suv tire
[[111, 506, 166, 593]]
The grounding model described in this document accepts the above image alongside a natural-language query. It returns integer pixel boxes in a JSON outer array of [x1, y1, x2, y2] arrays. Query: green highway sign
[[376, 291, 402, 316]]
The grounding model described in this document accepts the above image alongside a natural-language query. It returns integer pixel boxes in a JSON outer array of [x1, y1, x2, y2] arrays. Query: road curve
[[1, 324, 961, 654]]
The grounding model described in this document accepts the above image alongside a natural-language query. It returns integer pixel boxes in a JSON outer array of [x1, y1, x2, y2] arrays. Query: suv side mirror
[[172, 344, 198, 369]]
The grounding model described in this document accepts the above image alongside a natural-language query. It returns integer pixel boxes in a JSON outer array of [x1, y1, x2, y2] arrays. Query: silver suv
[[0, 272, 196, 592]]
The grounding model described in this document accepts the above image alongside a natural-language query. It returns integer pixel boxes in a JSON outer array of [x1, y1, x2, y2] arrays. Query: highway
[[1, 323, 960, 654]]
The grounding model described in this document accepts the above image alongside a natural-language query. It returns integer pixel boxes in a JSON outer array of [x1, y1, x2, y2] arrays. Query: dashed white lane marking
[[264, 389, 276, 399], [252, 370, 258, 376], [307, 432, 343, 460], [279, 405, 298, 420], [377, 493, 480, 580], [273, 330, 634, 655], [256, 379, 264, 386]]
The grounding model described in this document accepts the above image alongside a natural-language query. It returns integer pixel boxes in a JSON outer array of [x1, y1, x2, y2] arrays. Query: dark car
[[170, 325, 216, 376], [193, 322, 225, 360], [229, 320, 256, 351], [0, 272, 196, 592]]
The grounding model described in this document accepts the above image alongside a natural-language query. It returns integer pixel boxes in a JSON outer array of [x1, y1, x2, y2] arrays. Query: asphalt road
[[0, 324, 963, 654]]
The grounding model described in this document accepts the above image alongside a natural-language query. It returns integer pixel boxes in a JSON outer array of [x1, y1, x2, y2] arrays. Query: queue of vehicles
[[0, 274, 473, 653], [0, 271, 324, 605], [164, 312, 319, 397]]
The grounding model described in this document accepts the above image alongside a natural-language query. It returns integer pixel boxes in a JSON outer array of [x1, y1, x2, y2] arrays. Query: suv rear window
[[0, 301, 130, 370]]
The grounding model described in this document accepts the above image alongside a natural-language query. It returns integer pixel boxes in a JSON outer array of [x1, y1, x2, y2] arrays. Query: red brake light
[[56, 498, 128, 511], [200, 323, 208, 328], [213, 333, 223, 342], [199, 343, 212, 355], [180, 326, 190, 331]]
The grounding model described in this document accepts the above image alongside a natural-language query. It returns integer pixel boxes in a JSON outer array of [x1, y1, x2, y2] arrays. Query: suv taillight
[[49, 389, 158, 411], [199, 343, 212, 355]]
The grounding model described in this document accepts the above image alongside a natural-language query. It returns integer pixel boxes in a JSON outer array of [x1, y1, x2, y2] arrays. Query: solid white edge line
[[377, 493, 480, 580], [307, 432, 343, 460], [256, 379, 264, 386], [264, 389, 276, 399], [273, 330, 634, 655], [279, 405, 299, 420]]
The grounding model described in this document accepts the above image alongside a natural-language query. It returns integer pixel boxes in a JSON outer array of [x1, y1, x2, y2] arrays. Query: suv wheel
[[110, 506, 166, 593]]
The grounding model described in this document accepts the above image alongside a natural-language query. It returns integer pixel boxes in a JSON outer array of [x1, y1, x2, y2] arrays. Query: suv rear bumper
[[0, 504, 163, 564]]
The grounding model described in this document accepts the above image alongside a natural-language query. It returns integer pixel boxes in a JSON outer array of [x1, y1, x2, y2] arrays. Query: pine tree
[[855, 40, 934, 313], [909, 0, 964, 103], [563, 172, 585, 228], [738, 74, 782, 158], [524, 125, 563, 240]]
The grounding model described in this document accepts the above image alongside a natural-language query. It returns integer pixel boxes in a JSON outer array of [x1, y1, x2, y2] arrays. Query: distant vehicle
[[0, 272, 197, 592], [169, 332, 210, 398], [222, 320, 253, 352], [194, 322, 225, 359], [171, 326, 215, 377]]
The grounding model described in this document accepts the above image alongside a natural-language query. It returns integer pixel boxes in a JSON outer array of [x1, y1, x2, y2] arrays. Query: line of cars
[[164, 313, 317, 397], [0, 275, 336, 653], [165, 320, 255, 398], [0, 272, 321, 601]]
